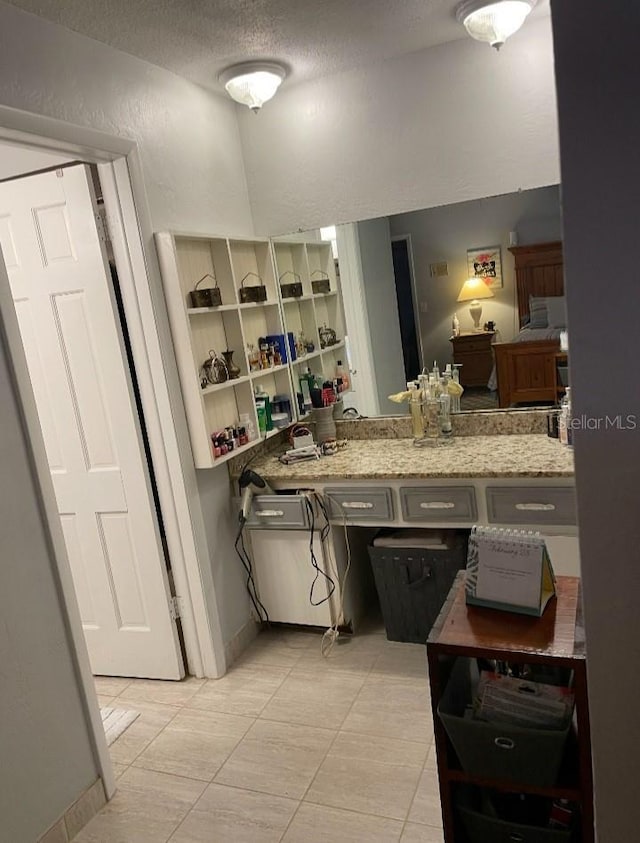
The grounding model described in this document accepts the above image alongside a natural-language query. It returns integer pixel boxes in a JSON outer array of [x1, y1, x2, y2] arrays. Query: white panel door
[[0, 164, 184, 679]]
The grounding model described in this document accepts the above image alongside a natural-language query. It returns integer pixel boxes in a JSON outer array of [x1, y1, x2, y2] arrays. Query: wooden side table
[[427, 573, 593, 842], [450, 332, 495, 387]]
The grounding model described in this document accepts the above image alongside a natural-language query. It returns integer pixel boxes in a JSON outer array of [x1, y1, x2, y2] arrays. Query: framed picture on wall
[[467, 246, 503, 289]]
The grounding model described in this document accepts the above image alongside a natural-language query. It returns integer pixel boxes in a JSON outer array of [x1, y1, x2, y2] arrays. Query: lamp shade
[[456, 0, 536, 50], [457, 277, 495, 302], [219, 62, 286, 111]]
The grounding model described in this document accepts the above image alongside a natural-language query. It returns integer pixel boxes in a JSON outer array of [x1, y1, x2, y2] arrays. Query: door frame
[[0, 106, 227, 791], [390, 234, 425, 369]]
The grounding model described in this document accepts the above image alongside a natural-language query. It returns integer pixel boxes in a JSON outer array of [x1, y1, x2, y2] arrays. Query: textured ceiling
[[7, 0, 549, 92]]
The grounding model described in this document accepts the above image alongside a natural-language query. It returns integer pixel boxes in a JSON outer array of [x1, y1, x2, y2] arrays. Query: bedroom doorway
[[391, 236, 422, 380]]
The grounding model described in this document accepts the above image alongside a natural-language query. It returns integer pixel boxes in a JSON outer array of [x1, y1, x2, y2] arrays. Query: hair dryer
[[238, 469, 274, 524]]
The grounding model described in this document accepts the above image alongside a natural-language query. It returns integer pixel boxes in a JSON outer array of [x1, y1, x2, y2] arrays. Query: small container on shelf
[[311, 270, 331, 294], [189, 273, 223, 308], [239, 271, 267, 303], [279, 271, 304, 299]]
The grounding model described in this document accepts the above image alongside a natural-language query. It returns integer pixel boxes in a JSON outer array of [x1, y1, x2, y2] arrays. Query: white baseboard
[[224, 617, 259, 669]]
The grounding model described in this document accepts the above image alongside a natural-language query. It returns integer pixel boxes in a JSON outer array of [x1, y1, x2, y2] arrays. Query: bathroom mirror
[[272, 184, 562, 418]]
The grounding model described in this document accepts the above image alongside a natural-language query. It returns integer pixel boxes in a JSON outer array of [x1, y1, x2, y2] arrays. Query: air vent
[[429, 262, 449, 278]]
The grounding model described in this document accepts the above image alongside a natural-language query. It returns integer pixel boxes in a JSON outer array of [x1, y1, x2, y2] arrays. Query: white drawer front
[[324, 487, 394, 522], [486, 486, 577, 526], [401, 486, 477, 523]]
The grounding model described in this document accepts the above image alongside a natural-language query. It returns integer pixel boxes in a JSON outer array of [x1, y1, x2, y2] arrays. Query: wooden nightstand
[[450, 331, 495, 387]]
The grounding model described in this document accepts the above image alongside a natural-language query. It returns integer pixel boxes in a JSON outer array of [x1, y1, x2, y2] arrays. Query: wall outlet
[[419, 300, 429, 313]]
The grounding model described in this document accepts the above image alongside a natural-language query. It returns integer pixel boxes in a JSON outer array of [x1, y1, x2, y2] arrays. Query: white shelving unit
[[155, 231, 350, 467], [272, 239, 348, 418], [155, 231, 296, 468]]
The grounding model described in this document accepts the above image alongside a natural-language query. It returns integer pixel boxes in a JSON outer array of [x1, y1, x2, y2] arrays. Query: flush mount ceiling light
[[219, 61, 286, 112], [455, 0, 537, 50]]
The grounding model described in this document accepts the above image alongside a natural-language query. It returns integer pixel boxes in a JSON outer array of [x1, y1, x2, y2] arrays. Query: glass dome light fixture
[[219, 61, 287, 112], [455, 0, 537, 51]]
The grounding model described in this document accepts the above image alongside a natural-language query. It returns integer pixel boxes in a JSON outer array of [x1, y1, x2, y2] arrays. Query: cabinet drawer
[[400, 486, 477, 522], [324, 487, 394, 522], [243, 495, 310, 529], [486, 486, 577, 526]]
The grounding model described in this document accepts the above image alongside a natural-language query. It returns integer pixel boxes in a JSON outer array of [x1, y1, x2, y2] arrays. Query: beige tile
[[108, 700, 181, 766], [306, 755, 422, 821], [74, 767, 206, 843], [118, 677, 205, 707], [283, 803, 403, 842], [341, 677, 434, 743], [371, 643, 429, 681], [94, 677, 132, 697], [169, 783, 298, 842], [290, 633, 385, 676], [236, 634, 311, 669], [215, 718, 335, 799], [407, 768, 443, 828], [134, 709, 253, 781], [97, 695, 116, 708], [64, 778, 107, 839], [112, 762, 129, 780], [328, 731, 429, 769], [260, 669, 365, 729], [186, 664, 289, 717], [401, 822, 444, 842], [424, 745, 438, 771], [38, 818, 68, 843]]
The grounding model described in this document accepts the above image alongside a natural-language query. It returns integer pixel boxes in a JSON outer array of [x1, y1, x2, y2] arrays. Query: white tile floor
[[81, 625, 444, 842]]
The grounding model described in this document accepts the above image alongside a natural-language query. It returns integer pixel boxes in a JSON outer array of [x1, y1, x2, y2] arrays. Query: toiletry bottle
[[419, 375, 440, 442], [440, 376, 453, 439], [451, 364, 462, 413], [256, 399, 267, 434], [559, 391, 569, 446], [409, 382, 424, 439], [564, 387, 573, 447], [335, 360, 349, 391]]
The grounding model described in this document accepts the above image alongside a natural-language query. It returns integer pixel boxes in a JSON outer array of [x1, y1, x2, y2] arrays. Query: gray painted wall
[[0, 287, 99, 842], [552, 0, 640, 837], [389, 186, 562, 371]]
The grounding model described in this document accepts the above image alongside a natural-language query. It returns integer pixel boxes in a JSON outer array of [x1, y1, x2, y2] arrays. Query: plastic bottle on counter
[[559, 388, 572, 447], [409, 382, 424, 440], [335, 360, 350, 392]]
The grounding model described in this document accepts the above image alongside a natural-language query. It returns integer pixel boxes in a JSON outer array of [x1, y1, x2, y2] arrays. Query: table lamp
[[457, 277, 495, 331]]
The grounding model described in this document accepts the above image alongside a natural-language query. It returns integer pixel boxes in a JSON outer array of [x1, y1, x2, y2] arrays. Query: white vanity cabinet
[[244, 475, 580, 628]]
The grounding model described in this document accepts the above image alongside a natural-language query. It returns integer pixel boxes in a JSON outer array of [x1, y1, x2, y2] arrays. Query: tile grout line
[[277, 647, 383, 838]]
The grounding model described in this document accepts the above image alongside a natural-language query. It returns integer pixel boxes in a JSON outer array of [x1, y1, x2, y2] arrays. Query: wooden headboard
[[508, 241, 564, 328]]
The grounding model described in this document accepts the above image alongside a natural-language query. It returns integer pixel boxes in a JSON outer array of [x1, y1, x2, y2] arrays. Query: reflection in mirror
[[274, 184, 562, 418]]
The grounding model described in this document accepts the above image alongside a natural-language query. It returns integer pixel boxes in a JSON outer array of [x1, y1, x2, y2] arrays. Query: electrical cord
[[315, 491, 353, 658], [235, 519, 270, 624], [303, 496, 335, 607]]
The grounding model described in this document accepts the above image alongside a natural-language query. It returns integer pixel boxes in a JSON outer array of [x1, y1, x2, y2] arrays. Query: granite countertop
[[248, 434, 574, 482]]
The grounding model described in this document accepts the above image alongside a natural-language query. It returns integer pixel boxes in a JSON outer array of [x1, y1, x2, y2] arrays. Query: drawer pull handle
[[508, 835, 525, 843], [255, 510, 285, 517], [515, 502, 556, 511], [494, 737, 515, 750], [420, 501, 456, 510], [342, 501, 374, 510]]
